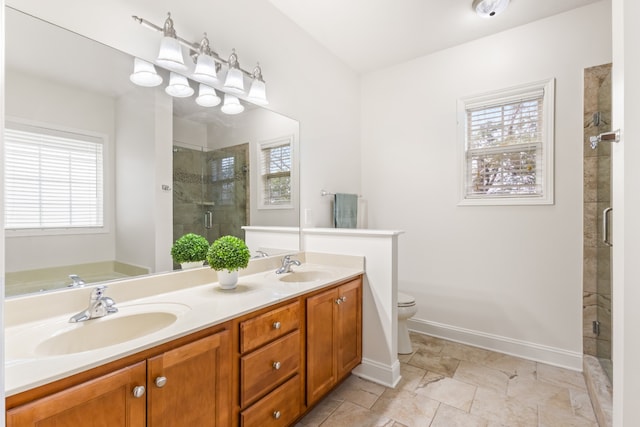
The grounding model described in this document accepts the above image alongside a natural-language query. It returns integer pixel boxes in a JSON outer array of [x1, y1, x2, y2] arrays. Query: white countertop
[[5, 252, 364, 396]]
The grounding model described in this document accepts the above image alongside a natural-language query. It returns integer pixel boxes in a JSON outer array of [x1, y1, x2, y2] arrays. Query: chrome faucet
[[69, 285, 118, 323], [275, 255, 301, 274], [68, 274, 86, 287]]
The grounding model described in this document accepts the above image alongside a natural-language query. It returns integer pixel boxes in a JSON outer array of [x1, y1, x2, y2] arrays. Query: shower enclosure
[[583, 63, 612, 383], [172, 142, 249, 268]]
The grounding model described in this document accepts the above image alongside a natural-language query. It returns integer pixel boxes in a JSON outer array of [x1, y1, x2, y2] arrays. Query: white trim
[[408, 317, 583, 371], [351, 357, 402, 388], [457, 78, 555, 206]]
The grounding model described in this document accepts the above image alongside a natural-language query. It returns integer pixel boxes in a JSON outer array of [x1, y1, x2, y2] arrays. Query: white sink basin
[[6, 302, 191, 359], [277, 270, 332, 283], [36, 311, 178, 356]]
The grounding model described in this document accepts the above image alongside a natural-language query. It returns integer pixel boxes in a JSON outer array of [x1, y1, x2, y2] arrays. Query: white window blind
[[210, 156, 235, 205], [4, 124, 104, 229], [260, 138, 292, 207], [459, 79, 555, 205]]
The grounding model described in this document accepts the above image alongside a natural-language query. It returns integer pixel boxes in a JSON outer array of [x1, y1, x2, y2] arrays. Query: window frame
[[257, 135, 294, 210], [4, 118, 108, 237], [457, 78, 555, 206]]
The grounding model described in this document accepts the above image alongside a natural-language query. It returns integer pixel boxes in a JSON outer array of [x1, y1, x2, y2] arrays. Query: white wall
[[361, 1, 612, 368], [6, 0, 362, 231], [4, 69, 116, 272], [612, 0, 640, 423]]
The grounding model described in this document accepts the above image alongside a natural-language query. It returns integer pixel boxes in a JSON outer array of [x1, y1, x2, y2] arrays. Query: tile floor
[[296, 332, 598, 426]]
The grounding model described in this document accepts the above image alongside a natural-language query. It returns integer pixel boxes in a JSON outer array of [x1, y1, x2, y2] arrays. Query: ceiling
[[268, 0, 604, 73]]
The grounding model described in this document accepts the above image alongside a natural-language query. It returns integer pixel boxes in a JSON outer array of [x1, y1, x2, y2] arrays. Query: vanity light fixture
[[248, 63, 268, 106], [132, 11, 269, 111], [472, 0, 510, 18], [196, 83, 222, 107], [165, 72, 194, 97], [129, 58, 163, 87], [155, 13, 188, 71], [220, 93, 244, 115]]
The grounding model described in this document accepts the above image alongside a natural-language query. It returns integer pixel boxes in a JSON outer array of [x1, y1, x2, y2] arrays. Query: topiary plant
[[207, 235, 251, 272], [170, 233, 210, 264]]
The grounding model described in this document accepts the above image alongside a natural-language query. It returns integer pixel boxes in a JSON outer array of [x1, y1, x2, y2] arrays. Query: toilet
[[397, 292, 418, 354]]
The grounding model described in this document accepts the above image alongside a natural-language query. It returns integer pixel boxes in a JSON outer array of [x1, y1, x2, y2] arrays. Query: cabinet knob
[[273, 321, 281, 330], [132, 385, 146, 398], [273, 410, 281, 419], [335, 298, 342, 305], [155, 376, 168, 388], [340, 296, 347, 303], [273, 361, 282, 370]]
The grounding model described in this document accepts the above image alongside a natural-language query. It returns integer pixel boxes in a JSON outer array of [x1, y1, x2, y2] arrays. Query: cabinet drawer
[[241, 330, 300, 406], [240, 374, 301, 427], [240, 301, 300, 353]]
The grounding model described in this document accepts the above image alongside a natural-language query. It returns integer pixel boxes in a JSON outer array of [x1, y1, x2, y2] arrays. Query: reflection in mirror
[[4, 7, 300, 297]]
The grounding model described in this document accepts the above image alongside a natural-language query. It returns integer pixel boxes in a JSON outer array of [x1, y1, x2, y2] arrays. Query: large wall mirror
[[4, 7, 300, 297]]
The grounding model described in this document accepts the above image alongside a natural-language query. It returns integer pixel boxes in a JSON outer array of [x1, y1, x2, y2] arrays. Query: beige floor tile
[[409, 332, 446, 355], [297, 396, 343, 426], [507, 376, 572, 410], [570, 388, 598, 422], [453, 360, 510, 395], [441, 340, 493, 364], [538, 402, 598, 427], [371, 389, 439, 426], [333, 375, 386, 409], [470, 387, 538, 427], [537, 363, 588, 391], [431, 404, 490, 427], [395, 363, 427, 393], [320, 401, 395, 427], [416, 372, 477, 412], [480, 352, 537, 380], [408, 350, 460, 377]]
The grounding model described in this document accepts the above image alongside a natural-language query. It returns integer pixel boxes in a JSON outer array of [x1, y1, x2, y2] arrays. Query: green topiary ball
[[170, 233, 210, 264], [207, 235, 251, 272]]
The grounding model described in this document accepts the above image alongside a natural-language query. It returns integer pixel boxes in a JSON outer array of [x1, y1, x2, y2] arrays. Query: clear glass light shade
[[165, 72, 194, 97], [129, 58, 163, 87], [220, 94, 244, 115], [473, 0, 509, 18], [223, 67, 245, 94], [192, 54, 218, 85], [247, 79, 268, 105], [156, 36, 187, 71], [195, 84, 221, 107]]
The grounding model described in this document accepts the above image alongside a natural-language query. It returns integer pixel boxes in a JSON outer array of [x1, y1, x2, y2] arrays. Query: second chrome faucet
[[275, 255, 301, 274], [69, 285, 118, 323]]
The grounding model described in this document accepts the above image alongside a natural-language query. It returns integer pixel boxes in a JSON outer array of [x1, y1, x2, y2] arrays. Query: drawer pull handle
[[155, 376, 168, 388], [132, 385, 146, 398], [273, 361, 282, 370], [273, 321, 281, 330], [273, 410, 281, 419]]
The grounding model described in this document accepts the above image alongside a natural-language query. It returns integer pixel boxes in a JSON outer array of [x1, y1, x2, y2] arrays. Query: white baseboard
[[408, 318, 583, 371], [352, 357, 402, 388]]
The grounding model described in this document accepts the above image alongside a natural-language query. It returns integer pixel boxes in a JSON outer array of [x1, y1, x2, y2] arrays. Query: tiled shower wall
[[583, 63, 612, 363]]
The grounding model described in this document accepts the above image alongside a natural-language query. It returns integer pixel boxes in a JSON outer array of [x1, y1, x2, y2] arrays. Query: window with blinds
[[210, 156, 236, 206], [259, 137, 292, 208], [458, 79, 555, 206], [4, 123, 105, 230]]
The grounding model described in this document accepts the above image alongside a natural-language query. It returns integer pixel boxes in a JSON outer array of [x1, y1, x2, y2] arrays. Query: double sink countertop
[[4, 252, 364, 396]]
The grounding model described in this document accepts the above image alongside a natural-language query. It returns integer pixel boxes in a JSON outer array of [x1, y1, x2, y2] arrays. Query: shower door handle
[[603, 207, 613, 247], [204, 211, 213, 229]]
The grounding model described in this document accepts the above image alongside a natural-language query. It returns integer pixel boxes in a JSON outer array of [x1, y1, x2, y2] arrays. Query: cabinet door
[[147, 330, 231, 427], [6, 361, 146, 427], [336, 278, 362, 379], [306, 287, 338, 405]]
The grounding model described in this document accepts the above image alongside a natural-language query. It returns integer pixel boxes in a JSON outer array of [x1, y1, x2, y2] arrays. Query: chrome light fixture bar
[[131, 12, 268, 112]]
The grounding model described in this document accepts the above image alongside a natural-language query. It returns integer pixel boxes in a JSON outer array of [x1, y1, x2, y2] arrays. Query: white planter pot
[[217, 270, 239, 289], [181, 261, 204, 270]]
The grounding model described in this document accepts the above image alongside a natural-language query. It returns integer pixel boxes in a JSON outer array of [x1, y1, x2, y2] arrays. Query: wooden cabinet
[[148, 331, 231, 427], [238, 300, 303, 426], [306, 277, 362, 405], [6, 329, 231, 427], [6, 362, 147, 427]]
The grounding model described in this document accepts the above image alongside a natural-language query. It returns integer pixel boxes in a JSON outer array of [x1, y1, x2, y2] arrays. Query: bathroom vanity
[[4, 253, 363, 426]]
